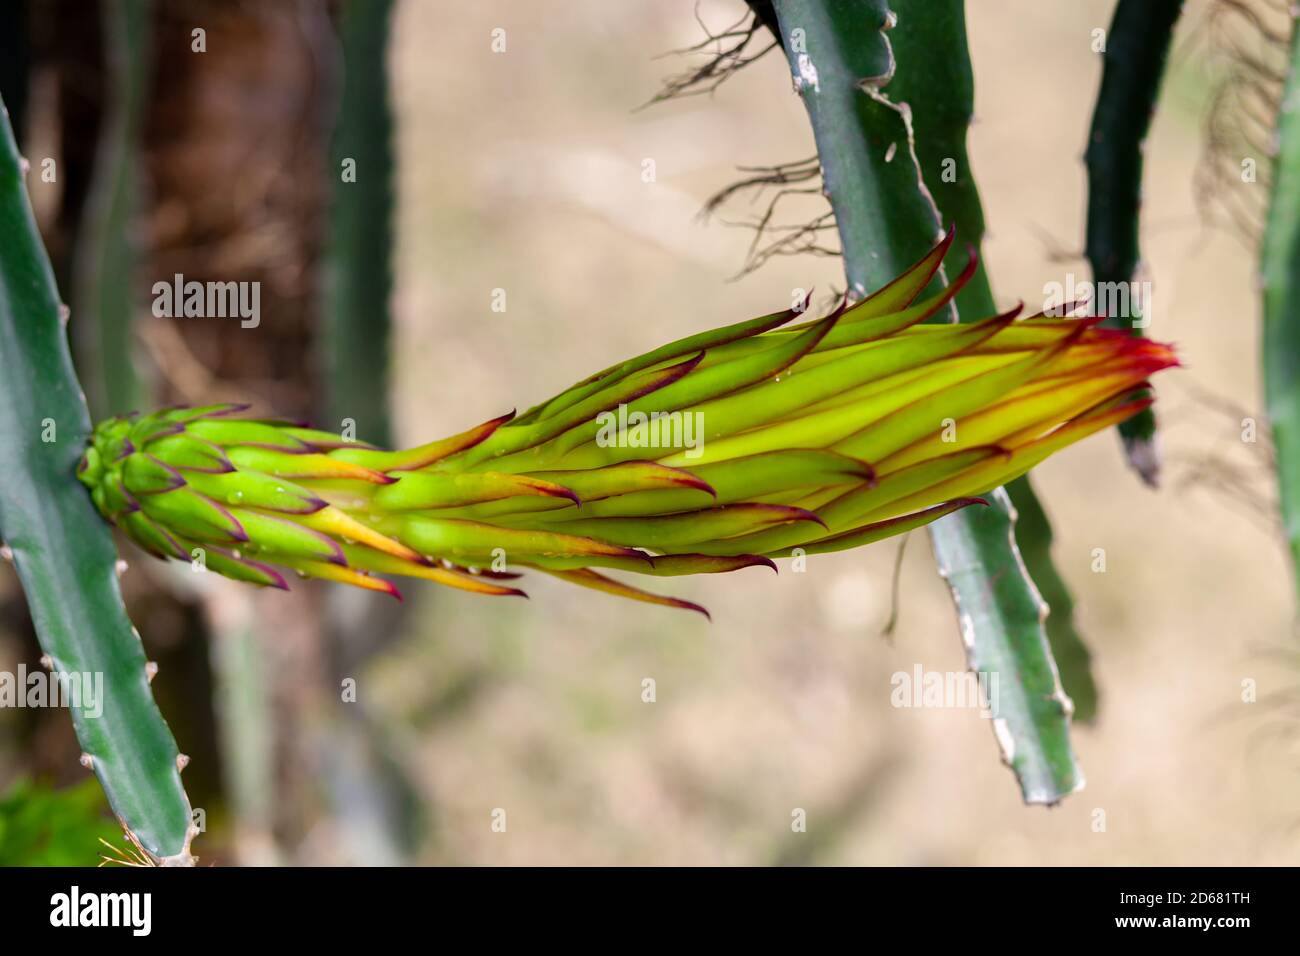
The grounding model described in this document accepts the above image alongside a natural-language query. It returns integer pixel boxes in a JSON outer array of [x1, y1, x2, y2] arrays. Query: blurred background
[[1, 0, 1297, 865]]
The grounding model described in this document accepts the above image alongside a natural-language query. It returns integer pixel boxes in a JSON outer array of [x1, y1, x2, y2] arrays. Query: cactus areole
[[77, 233, 1177, 617]]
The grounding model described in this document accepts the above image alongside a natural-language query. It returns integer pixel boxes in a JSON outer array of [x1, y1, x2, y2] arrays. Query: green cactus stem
[[0, 93, 195, 863], [1262, 13, 1300, 600], [1084, 0, 1185, 485]]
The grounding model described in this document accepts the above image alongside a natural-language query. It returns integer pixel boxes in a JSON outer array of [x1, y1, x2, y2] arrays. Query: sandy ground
[[361, 0, 1300, 865]]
